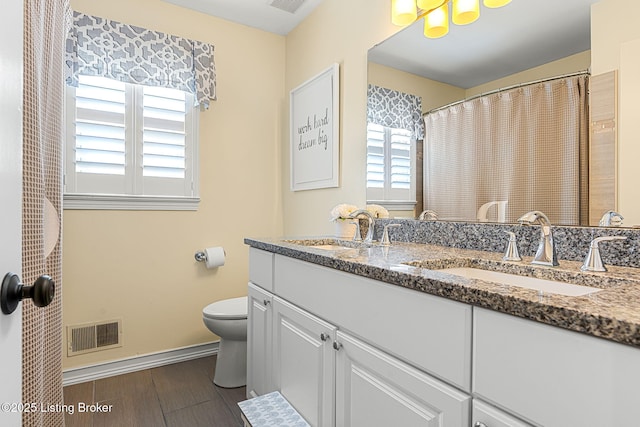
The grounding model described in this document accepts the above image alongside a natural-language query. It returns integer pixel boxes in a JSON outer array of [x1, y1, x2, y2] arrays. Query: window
[[64, 75, 199, 210], [366, 122, 416, 210]]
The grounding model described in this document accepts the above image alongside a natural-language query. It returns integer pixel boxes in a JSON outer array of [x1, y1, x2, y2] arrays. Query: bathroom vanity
[[244, 227, 640, 426]]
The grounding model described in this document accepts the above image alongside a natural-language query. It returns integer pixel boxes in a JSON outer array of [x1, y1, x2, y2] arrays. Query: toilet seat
[[203, 296, 248, 320]]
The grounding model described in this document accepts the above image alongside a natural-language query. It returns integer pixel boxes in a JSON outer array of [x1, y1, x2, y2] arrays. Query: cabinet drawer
[[274, 254, 473, 391], [473, 307, 640, 426], [249, 248, 274, 291]]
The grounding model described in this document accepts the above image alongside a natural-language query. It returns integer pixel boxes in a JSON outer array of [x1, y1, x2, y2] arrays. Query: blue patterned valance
[[367, 85, 424, 139], [65, 11, 216, 109]]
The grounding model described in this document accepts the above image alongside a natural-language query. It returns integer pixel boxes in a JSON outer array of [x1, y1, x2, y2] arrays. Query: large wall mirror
[[366, 0, 623, 227]]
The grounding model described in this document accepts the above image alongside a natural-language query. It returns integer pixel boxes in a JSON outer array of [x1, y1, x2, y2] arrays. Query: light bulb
[[392, 0, 418, 26], [483, 0, 511, 8], [424, 4, 449, 38], [452, 0, 479, 25]]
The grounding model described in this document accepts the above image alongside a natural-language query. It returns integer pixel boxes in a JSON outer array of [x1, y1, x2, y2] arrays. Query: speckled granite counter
[[244, 236, 640, 349]]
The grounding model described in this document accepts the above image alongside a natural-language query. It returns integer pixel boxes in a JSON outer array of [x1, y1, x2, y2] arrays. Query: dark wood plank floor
[[64, 355, 247, 427]]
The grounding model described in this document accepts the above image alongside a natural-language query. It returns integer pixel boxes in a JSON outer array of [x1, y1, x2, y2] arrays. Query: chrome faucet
[[418, 209, 438, 221], [599, 210, 624, 227], [347, 209, 375, 243], [517, 210, 559, 266], [581, 236, 627, 272]]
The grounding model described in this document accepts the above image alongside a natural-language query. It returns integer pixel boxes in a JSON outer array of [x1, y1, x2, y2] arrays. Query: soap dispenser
[[503, 231, 522, 262]]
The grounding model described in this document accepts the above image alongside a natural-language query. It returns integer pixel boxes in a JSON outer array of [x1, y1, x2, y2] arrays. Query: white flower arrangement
[[366, 204, 389, 219], [329, 204, 358, 222]]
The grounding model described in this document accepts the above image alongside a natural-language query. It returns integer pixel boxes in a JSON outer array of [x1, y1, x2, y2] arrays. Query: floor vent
[[268, 0, 306, 14], [67, 320, 122, 356]]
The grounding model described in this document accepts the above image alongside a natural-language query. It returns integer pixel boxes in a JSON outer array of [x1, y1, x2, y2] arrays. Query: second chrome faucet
[[517, 210, 559, 267]]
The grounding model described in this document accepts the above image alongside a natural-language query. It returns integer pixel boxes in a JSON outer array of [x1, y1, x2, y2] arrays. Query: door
[[247, 282, 274, 398], [335, 331, 470, 427], [273, 296, 336, 427], [0, 0, 24, 425]]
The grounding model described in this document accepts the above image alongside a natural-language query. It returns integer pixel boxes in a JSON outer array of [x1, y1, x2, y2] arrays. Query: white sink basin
[[437, 267, 601, 296], [310, 244, 354, 251]]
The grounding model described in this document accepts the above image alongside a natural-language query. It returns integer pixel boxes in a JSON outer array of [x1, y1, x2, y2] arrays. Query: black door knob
[[1, 272, 55, 315]]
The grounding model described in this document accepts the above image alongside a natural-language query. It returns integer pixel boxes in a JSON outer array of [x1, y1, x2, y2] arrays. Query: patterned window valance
[[65, 11, 216, 109], [367, 85, 424, 140]]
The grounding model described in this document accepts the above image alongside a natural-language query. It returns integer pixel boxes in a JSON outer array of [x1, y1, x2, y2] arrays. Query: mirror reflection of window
[[366, 123, 415, 208], [366, 85, 423, 213]]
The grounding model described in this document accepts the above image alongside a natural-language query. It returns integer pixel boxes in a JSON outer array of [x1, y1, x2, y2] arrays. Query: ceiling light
[[391, 0, 418, 26], [483, 0, 512, 8], [424, 4, 449, 38], [392, 0, 511, 39], [452, 0, 479, 25]]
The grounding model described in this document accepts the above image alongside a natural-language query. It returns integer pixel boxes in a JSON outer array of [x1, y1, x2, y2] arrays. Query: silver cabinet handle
[[320, 333, 330, 342], [474, 422, 488, 427], [263, 299, 270, 306], [332, 341, 342, 351]]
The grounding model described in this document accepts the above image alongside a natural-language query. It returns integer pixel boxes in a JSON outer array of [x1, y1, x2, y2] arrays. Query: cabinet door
[[273, 296, 337, 427], [335, 331, 470, 427], [247, 282, 274, 398], [472, 399, 533, 427]]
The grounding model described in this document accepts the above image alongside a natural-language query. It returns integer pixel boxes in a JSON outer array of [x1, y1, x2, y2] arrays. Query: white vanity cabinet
[[473, 307, 640, 426], [248, 245, 640, 426], [247, 249, 472, 426]]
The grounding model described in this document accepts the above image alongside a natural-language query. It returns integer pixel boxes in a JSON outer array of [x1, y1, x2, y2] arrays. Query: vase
[[333, 219, 357, 240]]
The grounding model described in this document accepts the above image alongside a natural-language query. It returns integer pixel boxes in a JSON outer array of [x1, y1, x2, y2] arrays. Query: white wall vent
[[67, 320, 122, 356], [268, 0, 306, 14]]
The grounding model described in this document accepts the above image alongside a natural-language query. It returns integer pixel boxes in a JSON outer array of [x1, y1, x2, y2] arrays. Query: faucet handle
[[380, 224, 401, 246], [502, 231, 522, 262], [581, 236, 627, 272], [349, 221, 362, 241]]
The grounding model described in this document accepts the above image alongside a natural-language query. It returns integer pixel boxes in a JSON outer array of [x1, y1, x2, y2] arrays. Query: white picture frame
[[290, 63, 339, 191]]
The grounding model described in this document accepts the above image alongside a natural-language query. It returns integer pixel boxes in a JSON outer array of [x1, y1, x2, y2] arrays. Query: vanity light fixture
[[392, 0, 512, 39]]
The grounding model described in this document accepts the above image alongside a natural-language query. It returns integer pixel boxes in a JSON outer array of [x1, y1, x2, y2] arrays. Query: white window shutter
[[65, 75, 199, 209], [366, 122, 415, 207]]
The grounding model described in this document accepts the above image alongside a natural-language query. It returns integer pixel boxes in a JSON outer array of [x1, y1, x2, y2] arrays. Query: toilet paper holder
[[194, 251, 207, 262]]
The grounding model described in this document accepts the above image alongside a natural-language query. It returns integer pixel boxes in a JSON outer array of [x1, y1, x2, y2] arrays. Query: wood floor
[[63, 355, 247, 427]]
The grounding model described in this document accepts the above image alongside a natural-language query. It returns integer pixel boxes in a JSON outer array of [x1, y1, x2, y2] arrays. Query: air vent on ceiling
[[67, 319, 122, 356], [268, 0, 306, 14]]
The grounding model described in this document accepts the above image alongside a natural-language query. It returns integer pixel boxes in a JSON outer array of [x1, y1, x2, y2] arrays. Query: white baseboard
[[62, 341, 219, 386]]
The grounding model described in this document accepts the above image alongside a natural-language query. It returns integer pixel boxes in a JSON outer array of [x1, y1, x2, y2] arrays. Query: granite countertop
[[245, 236, 640, 349]]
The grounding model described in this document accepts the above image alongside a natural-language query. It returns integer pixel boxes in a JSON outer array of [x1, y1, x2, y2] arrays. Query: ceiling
[[161, 0, 325, 35], [369, 0, 600, 88], [161, 0, 599, 89]]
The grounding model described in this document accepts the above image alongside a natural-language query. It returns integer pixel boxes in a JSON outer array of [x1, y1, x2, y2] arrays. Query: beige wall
[[466, 50, 591, 97], [282, 0, 401, 236], [592, 0, 640, 225], [63, 0, 285, 369]]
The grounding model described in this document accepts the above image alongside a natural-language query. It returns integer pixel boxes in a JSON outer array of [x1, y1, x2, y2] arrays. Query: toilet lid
[[203, 296, 248, 320]]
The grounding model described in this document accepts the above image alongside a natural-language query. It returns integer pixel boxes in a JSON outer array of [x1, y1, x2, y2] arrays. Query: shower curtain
[[23, 0, 68, 425], [423, 75, 589, 225]]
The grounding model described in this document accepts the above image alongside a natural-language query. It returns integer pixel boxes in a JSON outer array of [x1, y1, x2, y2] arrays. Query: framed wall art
[[290, 63, 339, 191]]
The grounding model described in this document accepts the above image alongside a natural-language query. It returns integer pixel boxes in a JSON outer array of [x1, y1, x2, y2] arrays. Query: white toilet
[[202, 296, 248, 388]]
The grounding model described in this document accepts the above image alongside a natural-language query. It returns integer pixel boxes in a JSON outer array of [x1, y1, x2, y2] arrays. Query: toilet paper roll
[[204, 247, 226, 269]]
